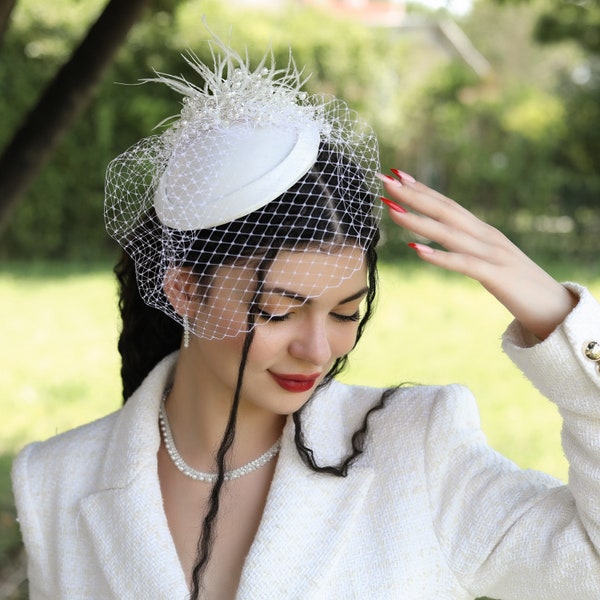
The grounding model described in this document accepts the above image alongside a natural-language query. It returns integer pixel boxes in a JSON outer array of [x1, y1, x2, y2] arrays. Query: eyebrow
[[261, 285, 369, 306]]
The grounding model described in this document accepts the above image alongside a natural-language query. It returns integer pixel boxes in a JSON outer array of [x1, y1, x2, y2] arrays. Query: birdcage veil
[[104, 33, 382, 341]]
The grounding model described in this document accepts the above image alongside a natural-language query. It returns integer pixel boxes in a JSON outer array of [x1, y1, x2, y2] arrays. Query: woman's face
[[187, 247, 368, 416]]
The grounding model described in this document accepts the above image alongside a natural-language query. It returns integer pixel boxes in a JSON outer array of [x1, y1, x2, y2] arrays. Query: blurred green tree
[[0, 0, 597, 259], [537, 5, 600, 53], [0, 0, 17, 44], [386, 0, 599, 260], [0, 0, 155, 234]]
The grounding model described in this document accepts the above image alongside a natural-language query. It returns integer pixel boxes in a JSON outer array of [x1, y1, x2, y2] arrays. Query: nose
[[288, 317, 332, 367]]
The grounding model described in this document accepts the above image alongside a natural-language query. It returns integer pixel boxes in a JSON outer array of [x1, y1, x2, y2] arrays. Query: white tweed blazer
[[12, 283, 600, 599]]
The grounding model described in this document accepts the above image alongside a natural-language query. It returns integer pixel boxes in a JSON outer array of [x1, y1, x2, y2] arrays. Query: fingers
[[378, 172, 506, 268], [378, 170, 535, 289], [377, 170, 578, 339], [379, 174, 493, 247], [408, 241, 502, 283]]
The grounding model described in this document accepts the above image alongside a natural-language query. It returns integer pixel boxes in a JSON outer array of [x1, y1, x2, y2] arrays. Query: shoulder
[[357, 382, 482, 455], [12, 411, 120, 511], [12, 351, 178, 514], [13, 409, 117, 470], [10, 411, 122, 587], [307, 379, 480, 464], [322, 379, 480, 428]]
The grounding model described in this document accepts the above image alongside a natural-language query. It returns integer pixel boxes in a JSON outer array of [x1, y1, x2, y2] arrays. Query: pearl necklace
[[158, 396, 282, 483]]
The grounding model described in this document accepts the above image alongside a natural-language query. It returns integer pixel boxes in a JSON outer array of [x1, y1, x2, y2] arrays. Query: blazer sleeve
[[12, 442, 56, 600], [11, 412, 116, 600], [424, 283, 600, 599]]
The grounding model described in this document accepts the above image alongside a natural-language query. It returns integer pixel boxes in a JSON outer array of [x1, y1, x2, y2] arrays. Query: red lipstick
[[270, 372, 320, 393]]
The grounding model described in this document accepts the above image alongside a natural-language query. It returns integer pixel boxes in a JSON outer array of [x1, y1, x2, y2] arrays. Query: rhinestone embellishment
[[159, 394, 282, 483]]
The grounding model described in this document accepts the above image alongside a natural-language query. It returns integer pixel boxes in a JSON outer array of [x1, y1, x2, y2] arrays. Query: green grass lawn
[[1, 258, 598, 595]]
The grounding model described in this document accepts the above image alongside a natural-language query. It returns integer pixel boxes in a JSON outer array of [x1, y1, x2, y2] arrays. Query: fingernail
[[380, 196, 407, 214], [391, 169, 416, 184], [376, 173, 402, 186], [408, 242, 434, 254]]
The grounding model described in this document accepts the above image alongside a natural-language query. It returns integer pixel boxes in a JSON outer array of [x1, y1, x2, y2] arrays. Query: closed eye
[[332, 310, 361, 323], [256, 307, 291, 322], [257, 308, 360, 324]]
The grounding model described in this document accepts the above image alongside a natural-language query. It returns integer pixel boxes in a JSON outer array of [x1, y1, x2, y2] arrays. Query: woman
[[12, 37, 600, 599]]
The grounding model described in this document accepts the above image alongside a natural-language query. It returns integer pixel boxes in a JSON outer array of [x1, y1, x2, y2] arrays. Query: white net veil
[[105, 36, 382, 341]]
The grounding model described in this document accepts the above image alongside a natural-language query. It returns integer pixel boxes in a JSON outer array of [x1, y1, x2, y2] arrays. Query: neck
[[163, 353, 286, 473]]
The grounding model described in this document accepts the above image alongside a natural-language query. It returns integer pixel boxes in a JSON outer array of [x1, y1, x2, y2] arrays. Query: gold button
[[583, 341, 600, 362]]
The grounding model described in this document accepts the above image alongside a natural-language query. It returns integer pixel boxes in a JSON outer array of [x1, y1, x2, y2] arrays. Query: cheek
[[247, 326, 288, 364], [330, 324, 361, 358]]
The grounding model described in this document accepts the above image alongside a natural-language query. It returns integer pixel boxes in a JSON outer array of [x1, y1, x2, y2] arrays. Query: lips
[[270, 372, 320, 393]]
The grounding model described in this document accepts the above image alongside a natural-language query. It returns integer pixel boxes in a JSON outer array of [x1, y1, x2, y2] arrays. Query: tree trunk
[[0, 0, 17, 45], [0, 0, 152, 233]]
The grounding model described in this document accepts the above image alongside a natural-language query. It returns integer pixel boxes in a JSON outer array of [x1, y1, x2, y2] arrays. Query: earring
[[183, 315, 190, 349]]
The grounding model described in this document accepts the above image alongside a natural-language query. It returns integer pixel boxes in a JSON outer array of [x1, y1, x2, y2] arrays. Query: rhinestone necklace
[[158, 395, 282, 483]]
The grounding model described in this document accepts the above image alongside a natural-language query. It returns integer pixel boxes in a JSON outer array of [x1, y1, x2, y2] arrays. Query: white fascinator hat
[[104, 31, 381, 340], [150, 48, 323, 230]]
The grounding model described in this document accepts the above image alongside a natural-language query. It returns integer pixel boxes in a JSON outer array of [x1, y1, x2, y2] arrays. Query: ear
[[163, 267, 199, 319]]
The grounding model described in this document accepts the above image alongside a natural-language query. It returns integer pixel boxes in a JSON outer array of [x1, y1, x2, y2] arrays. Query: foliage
[[395, 64, 565, 225], [534, 0, 600, 55], [492, 0, 600, 54], [0, 0, 598, 260], [385, 0, 600, 260]]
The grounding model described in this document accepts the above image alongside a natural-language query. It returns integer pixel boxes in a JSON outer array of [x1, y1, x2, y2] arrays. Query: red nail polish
[[376, 173, 401, 186], [380, 196, 407, 214], [391, 169, 416, 184], [408, 242, 434, 254]]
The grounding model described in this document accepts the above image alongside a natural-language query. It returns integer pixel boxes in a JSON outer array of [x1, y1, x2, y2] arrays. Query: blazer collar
[[237, 383, 375, 599]]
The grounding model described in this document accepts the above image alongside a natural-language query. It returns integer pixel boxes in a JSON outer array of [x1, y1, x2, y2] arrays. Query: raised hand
[[378, 170, 578, 340]]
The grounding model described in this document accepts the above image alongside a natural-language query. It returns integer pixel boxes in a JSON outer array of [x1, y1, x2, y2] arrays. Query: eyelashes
[[256, 308, 289, 322], [333, 311, 361, 323], [256, 308, 361, 323]]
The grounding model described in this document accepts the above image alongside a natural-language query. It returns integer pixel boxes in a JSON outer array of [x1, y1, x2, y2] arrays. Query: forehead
[[208, 246, 366, 296], [265, 247, 366, 295]]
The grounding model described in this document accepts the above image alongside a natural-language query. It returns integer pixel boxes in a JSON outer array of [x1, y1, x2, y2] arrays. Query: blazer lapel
[[78, 353, 187, 599], [237, 421, 374, 599], [78, 470, 188, 598]]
